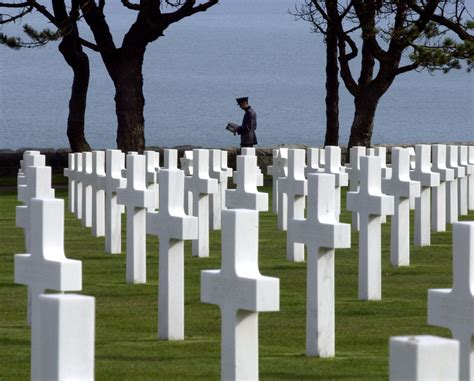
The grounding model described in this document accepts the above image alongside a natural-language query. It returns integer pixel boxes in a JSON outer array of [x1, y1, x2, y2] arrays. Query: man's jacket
[[237, 106, 258, 146]]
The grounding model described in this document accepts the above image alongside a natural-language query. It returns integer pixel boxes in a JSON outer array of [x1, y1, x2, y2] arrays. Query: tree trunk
[[347, 93, 379, 148], [113, 55, 146, 153], [324, 1, 340, 146], [63, 45, 91, 152], [55, 1, 91, 152]]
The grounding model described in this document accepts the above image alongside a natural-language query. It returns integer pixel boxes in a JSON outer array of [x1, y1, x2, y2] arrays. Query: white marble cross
[[458, 145, 473, 216], [292, 173, 350, 357], [36, 294, 95, 381], [181, 150, 194, 216], [347, 155, 394, 300], [226, 155, 268, 212], [145, 150, 161, 212], [431, 144, 455, 232], [280, 149, 307, 262], [16, 160, 55, 253], [235, 147, 264, 187], [375, 147, 392, 179], [15, 197, 82, 348], [104, 149, 126, 254], [117, 153, 155, 283], [18, 150, 41, 187], [90, 150, 106, 237], [147, 151, 198, 340], [446, 145, 466, 224], [63, 153, 75, 214], [267, 149, 281, 214], [209, 149, 227, 230], [73, 152, 83, 220], [382, 148, 420, 267], [469, 146, 474, 211], [411, 145, 440, 247], [17, 152, 46, 206], [201, 209, 279, 381], [164, 149, 178, 169], [428, 221, 474, 381], [274, 148, 289, 229], [16, 162, 55, 326], [318, 148, 326, 168], [389, 335, 459, 381], [79, 152, 93, 228], [305, 147, 322, 176], [346, 146, 366, 231], [190, 149, 218, 258], [220, 150, 233, 214], [408, 147, 417, 210], [322, 146, 348, 218]]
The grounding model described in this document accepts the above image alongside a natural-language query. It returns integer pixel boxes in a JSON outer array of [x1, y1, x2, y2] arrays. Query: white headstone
[[267, 149, 284, 215], [201, 209, 279, 381], [190, 149, 218, 258], [74, 152, 83, 220], [428, 221, 474, 381], [18, 150, 41, 187], [408, 147, 417, 210], [458, 145, 473, 216], [292, 173, 350, 357], [63, 153, 75, 213], [318, 148, 326, 168], [181, 150, 194, 216], [305, 148, 321, 176], [226, 155, 268, 211], [469, 146, 474, 211], [147, 155, 198, 340], [164, 149, 178, 170], [117, 153, 155, 283], [15, 197, 82, 366], [375, 147, 392, 179], [104, 149, 126, 254], [234, 148, 264, 187], [382, 148, 420, 267], [431, 144, 455, 232], [235, 147, 264, 186], [15, 163, 55, 326], [209, 149, 227, 230], [347, 155, 394, 300], [411, 145, 440, 247], [16, 160, 55, 253], [389, 335, 459, 381], [220, 150, 233, 214], [446, 145, 466, 224], [91, 150, 106, 237], [280, 149, 307, 262], [145, 150, 160, 211], [36, 294, 95, 381], [347, 146, 366, 231], [79, 152, 93, 228], [274, 148, 289, 230], [323, 146, 348, 218]]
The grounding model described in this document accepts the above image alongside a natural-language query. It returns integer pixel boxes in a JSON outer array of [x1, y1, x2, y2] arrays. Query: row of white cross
[[15, 150, 94, 380], [14, 144, 474, 380], [268, 144, 474, 380]]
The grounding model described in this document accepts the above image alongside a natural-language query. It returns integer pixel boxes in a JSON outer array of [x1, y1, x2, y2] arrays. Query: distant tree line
[[1, 0, 473, 151]]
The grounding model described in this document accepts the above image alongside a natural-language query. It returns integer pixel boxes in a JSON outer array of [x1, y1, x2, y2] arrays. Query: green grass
[[1, 182, 472, 380]]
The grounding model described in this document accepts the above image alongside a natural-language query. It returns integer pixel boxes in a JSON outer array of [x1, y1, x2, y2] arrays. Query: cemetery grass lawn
[[1, 183, 472, 380]]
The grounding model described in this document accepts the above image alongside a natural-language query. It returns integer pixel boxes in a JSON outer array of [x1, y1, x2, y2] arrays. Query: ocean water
[[1, 0, 473, 149]]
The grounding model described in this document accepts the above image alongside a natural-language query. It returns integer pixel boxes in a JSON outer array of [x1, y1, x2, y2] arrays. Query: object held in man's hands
[[226, 122, 238, 134]]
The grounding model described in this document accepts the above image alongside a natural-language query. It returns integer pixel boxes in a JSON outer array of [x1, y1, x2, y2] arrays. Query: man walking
[[234, 97, 258, 148]]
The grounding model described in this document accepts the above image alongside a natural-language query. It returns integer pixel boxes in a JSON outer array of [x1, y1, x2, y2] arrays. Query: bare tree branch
[[121, 0, 140, 11], [0, 5, 32, 24]]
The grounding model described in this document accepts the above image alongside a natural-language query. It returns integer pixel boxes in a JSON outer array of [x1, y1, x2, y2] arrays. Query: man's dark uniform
[[237, 106, 258, 147]]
